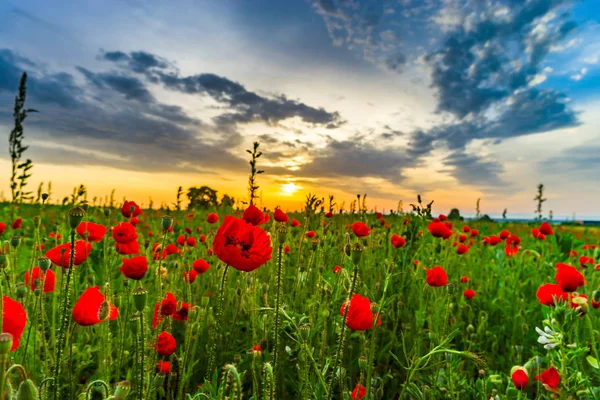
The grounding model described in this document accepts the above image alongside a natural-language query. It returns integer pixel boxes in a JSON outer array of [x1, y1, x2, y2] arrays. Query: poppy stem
[[328, 265, 359, 400], [206, 264, 229, 380], [138, 310, 145, 400], [52, 228, 76, 400], [272, 240, 284, 399]]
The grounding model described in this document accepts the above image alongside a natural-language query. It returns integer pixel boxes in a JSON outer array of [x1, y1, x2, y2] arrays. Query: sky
[[0, 0, 599, 218]]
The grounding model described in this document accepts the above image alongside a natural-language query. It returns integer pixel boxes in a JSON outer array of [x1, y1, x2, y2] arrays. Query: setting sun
[[281, 182, 301, 196]]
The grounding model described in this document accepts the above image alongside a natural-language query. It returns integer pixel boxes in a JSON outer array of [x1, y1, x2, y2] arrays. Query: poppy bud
[[352, 356, 367, 373], [133, 287, 148, 312], [16, 286, 26, 300], [0, 255, 7, 269], [344, 243, 352, 257], [261, 283, 269, 295], [312, 240, 319, 251], [201, 296, 210, 307], [68, 207, 86, 230], [594, 290, 600, 304], [321, 309, 330, 318], [34, 288, 41, 297], [154, 374, 165, 389], [103, 208, 111, 217], [38, 257, 51, 271], [234, 353, 242, 363], [351, 242, 364, 265], [299, 324, 310, 342], [515, 345, 523, 353], [41, 193, 49, 202], [161, 216, 173, 231], [0, 333, 13, 355], [16, 378, 39, 400], [129, 313, 140, 334], [144, 239, 150, 249], [98, 300, 111, 321], [113, 381, 131, 400], [10, 236, 21, 248], [370, 303, 380, 313], [112, 294, 121, 308]]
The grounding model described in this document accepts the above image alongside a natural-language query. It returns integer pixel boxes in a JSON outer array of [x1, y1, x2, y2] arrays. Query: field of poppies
[[0, 195, 599, 400]]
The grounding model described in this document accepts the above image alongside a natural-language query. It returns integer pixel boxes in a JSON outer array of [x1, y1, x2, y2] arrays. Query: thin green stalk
[[206, 264, 229, 379], [272, 241, 284, 399]]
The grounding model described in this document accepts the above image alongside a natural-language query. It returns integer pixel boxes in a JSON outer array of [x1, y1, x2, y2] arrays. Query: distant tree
[[221, 194, 235, 208], [9, 72, 38, 204], [187, 186, 218, 209], [479, 214, 494, 222], [448, 208, 462, 221], [534, 184, 547, 221]]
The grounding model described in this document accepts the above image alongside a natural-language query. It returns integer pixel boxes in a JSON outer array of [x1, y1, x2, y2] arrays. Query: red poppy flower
[[351, 384, 366, 400], [568, 250, 578, 257], [184, 270, 198, 283], [391, 234, 406, 248], [555, 263, 584, 292], [131, 217, 140, 226], [426, 266, 448, 287], [512, 368, 528, 390], [462, 226, 470, 233], [463, 289, 476, 300], [72, 286, 118, 326], [284, 245, 290, 254], [156, 331, 176, 356], [499, 230, 510, 240], [306, 231, 316, 238], [165, 243, 179, 255], [291, 219, 301, 227], [24, 267, 55, 293], [153, 292, 177, 329], [252, 344, 262, 353], [333, 265, 341, 274], [339, 294, 381, 331], [456, 244, 469, 255], [460, 276, 469, 283], [12, 218, 22, 230], [213, 217, 272, 272], [274, 208, 288, 224], [199, 234, 207, 243], [438, 214, 447, 221], [207, 213, 219, 224], [112, 222, 138, 244], [458, 234, 467, 243], [116, 240, 140, 255], [176, 235, 186, 246], [186, 236, 197, 248], [531, 228, 546, 240], [2, 296, 26, 352], [539, 222, 554, 236], [172, 303, 190, 321], [192, 258, 210, 274], [428, 220, 452, 239], [76, 222, 106, 242], [120, 256, 148, 280], [122, 200, 143, 218], [157, 360, 171, 374], [535, 367, 560, 389], [470, 229, 479, 237], [0, 223, 5, 234], [242, 205, 270, 226], [351, 222, 370, 238], [46, 241, 92, 268], [325, 211, 333, 218], [536, 283, 568, 306], [580, 256, 594, 269]]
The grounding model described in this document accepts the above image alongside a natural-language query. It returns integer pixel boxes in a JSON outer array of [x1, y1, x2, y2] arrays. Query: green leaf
[[587, 355, 599, 369]]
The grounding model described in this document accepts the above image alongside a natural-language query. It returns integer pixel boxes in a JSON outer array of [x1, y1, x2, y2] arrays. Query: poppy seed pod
[[133, 287, 148, 312], [299, 324, 310, 342], [161, 215, 173, 231], [98, 300, 111, 321], [103, 208, 111, 217], [351, 242, 364, 265], [11, 236, 21, 248], [41, 193, 49, 202], [16, 286, 26, 300], [358, 355, 368, 369], [0, 333, 13, 355], [129, 313, 140, 334], [16, 378, 39, 400], [68, 207, 86, 230], [38, 257, 51, 271], [278, 225, 288, 244], [594, 290, 600, 304], [113, 381, 131, 400]]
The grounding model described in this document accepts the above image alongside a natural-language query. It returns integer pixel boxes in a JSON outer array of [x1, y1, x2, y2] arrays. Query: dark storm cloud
[[76, 67, 154, 101], [291, 136, 414, 183], [540, 143, 600, 178], [100, 51, 344, 131], [441, 151, 506, 186]]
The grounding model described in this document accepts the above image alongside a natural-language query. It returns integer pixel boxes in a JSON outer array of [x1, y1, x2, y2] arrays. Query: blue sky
[[0, 0, 599, 218]]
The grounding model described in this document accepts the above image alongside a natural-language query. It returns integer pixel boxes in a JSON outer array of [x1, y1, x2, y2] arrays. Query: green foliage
[[8, 72, 38, 204], [187, 186, 218, 209]]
